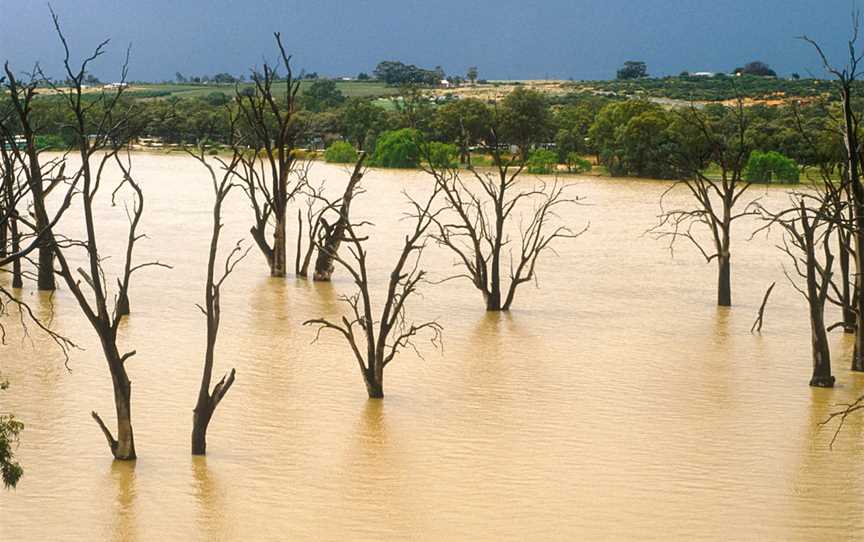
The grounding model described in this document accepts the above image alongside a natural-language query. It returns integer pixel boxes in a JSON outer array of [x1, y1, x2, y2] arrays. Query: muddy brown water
[[2, 154, 864, 540]]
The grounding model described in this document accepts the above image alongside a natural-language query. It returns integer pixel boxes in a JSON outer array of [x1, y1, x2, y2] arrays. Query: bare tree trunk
[[91, 343, 136, 460], [0, 217, 7, 257], [717, 254, 731, 307], [313, 156, 365, 281], [839, 231, 855, 332], [10, 217, 22, 288], [810, 306, 835, 387], [363, 365, 384, 399], [271, 210, 287, 277], [116, 279, 130, 317]]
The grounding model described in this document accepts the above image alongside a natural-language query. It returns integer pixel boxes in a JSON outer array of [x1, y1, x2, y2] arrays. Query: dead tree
[[802, 19, 864, 370], [750, 282, 776, 333], [187, 146, 246, 455], [0, 65, 75, 291], [791, 101, 856, 332], [0, 141, 23, 288], [234, 32, 304, 277], [650, 100, 754, 307], [754, 196, 836, 387], [313, 154, 366, 281], [46, 12, 168, 460], [0, 95, 78, 359], [295, 179, 329, 277], [422, 134, 585, 311], [304, 189, 443, 398]]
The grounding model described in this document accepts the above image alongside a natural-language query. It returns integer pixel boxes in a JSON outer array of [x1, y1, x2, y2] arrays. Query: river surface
[[2, 154, 864, 541]]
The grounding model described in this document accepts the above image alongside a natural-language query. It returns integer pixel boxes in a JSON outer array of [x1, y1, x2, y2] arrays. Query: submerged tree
[[0, 66, 74, 291], [651, 101, 755, 307], [188, 146, 246, 455], [312, 154, 366, 281], [304, 188, 443, 398], [754, 195, 836, 387], [234, 32, 305, 277], [790, 102, 855, 333], [802, 20, 864, 371], [46, 12, 167, 460], [423, 128, 585, 311]]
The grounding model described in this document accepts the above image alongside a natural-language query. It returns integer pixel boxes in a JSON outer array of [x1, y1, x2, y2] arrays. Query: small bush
[[566, 153, 592, 174], [527, 148, 558, 174], [369, 128, 420, 168], [324, 141, 358, 163], [423, 142, 458, 169], [745, 150, 800, 184], [35, 134, 67, 150]]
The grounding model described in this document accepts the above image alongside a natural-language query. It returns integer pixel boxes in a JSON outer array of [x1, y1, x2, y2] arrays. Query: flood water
[[2, 154, 864, 540]]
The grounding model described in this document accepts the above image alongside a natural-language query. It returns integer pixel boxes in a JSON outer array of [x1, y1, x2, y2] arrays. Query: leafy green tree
[[373, 61, 437, 85], [467, 66, 478, 84], [338, 98, 388, 150], [299, 79, 346, 112], [431, 98, 492, 164], [553, 101, 599, 160], [745, 150, 800, 183], [1, 377, 23, 489], [324, 140, 359, 163], [423, 141, 458, 168], [619, 109, 678, 178], [617, 61, 648, 80], [497, 87, 552, 158], [369, 128, 421, 167], [589, 100, 663, 175]]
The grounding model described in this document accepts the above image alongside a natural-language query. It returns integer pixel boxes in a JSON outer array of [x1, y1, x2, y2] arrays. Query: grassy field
[[125, 80, 398, 100]]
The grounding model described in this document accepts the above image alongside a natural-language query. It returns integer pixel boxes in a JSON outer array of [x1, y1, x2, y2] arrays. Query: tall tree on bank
[[651, 101, 755, 307], [235, 32, 304, 277], [188, 145, 246, 455], [802, 18, 864, 371]]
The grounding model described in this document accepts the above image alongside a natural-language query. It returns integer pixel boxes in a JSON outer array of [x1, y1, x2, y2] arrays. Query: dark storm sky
[[0, 0, 857, 81]]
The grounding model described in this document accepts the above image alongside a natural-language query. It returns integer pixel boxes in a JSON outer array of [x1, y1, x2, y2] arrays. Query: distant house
[[439, 79, 452, 88], [102, 82, 128, 90], [691, 72, 716, 78]]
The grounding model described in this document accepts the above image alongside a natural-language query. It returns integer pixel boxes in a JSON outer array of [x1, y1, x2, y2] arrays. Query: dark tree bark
[[650, 98, 754, 307], [45, 11, 168, 460], [802, 24, 864, 370], [234, 33, 305, 278], [304, 188, 443, 398], [188, 146, 245, 455], [313, 154, 366, 281], [754, 197, 836, 387], [1, 65, 67, 291]]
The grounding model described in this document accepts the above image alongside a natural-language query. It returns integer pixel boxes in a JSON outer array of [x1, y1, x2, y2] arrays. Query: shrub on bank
[[369, 128, 420, 168], [527, 148, 558, 174], [324, 141, 359, 163], [745, 150, 800, 184], [566, 153, 592, 173], [423, 142, 458, 169]]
